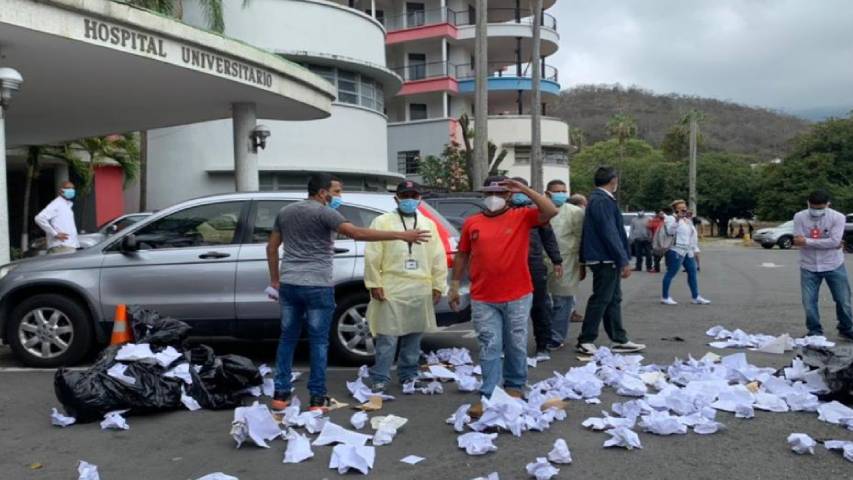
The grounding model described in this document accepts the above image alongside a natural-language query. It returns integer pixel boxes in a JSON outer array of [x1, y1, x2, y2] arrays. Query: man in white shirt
[[34, 181, 80, 254]]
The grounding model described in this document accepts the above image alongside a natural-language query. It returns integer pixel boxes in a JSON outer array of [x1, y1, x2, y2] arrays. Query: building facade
[[379, 0, 570, 184], [146, 0, 403, 209]]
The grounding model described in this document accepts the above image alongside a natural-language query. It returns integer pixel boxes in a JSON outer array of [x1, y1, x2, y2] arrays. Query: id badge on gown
[[405, 258, 419, 270], [809, 227, 821, 240]]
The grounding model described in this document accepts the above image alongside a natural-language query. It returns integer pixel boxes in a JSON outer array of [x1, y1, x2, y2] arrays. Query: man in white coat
[[34, 181, 80, 255]]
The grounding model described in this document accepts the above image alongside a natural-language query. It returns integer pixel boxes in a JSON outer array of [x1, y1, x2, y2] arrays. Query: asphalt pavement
[[1, 242, 852, 479]]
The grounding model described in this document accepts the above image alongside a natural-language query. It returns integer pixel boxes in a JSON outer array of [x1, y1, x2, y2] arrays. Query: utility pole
[[472, 0, 488, 188], [530, 0, 543, 191], [688, 112, 698, 213]]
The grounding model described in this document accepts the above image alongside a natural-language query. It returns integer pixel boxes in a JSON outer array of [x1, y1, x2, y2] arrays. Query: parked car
[[26, 212, 152, 257], [753, 221, 795, 249], [423, 195, 485, 231], [622, 212, 638, 238], [0, 192, 471, 367]]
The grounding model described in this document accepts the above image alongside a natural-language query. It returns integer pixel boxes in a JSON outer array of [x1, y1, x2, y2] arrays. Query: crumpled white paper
[[400, 455, 425, 465], [181, 387, 202, 411], [195, 474, 239, 480], [639, 411, 687, 435], [282, 430, 314, 464], [817, 401, 853, 425], [372, 424, 397, 446], [420, 381, 444, 395], [100, 410, 129, 431], [115, 343, 155, 362], [447, 404, 471, 432], [329, 444, 375, 475], [525, 457, 559, 480], [824, 440, 853, 462], [258, 363, 272, 376], [603, 426, 642, 449], [457, 432, 498, 455], [455, 374, 481, 392], [51, 408, 76, 427], [163, 362, 193, 384], [231, 401, 282, 448], [547, 438, 572, 464], [350, 411, 368, 430], [78, 460, 100, 480], [153, 346, 182, 368], [425, 365, 458, 381], [313, 421, 373, 446], [371, 415, 408, 431], [106, 363, 137, 385], [787, 433, 817, 454], [471, 473, 500, 480], [347, 377, 395, 403]]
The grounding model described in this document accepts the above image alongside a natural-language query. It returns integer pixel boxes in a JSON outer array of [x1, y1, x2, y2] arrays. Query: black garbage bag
[[187, 347, 262, 410], [54, 345, 183, 423], [128, 306, 191, 348], [798, 344, 853, 404]]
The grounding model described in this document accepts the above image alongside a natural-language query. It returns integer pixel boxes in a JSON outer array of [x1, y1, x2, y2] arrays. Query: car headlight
[[0, 264, 16, 280]]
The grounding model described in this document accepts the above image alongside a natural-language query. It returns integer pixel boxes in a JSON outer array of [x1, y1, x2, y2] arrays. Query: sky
[[548, 0, 853, 113]]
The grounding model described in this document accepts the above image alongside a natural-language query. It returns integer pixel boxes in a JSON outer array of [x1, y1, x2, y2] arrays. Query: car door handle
[[334, 248, 350, 254], [199, 251, 230, 259]]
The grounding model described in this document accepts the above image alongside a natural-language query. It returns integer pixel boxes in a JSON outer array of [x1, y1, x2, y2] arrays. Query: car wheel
[[761, 243, 774, 249], [330, 292, 375, 364], [6, 294, 93, 367], [778, 236, 793, 249]]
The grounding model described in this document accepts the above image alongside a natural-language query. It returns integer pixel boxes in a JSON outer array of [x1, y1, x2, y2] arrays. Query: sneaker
[[611, 341, 646, 353], [270, 390, 291, 411], [370, 382, 387, 394], [468, 401, 484, 419], [691, 296, 712, 305], [308, 395, 332, 413], [546, 341, 565, 350], [535, 350, 551, 361], [839, 331, 853, 342], [661, 297, 678, 305], [576, 343, 598, 355]]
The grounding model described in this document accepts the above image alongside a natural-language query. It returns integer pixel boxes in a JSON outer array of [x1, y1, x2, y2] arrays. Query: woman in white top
[[661, 200, 711, 305]]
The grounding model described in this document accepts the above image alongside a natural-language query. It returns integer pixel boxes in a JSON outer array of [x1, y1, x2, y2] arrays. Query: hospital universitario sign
[[82, 17, 274, 89]]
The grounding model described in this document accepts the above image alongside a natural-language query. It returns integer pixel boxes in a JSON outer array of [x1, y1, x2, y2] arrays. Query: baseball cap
[[395, 180, 421, 195], [480, 175, 509, 192]]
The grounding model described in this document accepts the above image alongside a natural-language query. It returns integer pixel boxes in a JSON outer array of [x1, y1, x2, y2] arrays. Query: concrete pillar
[[232, 102, 259, 192], [54, 162, 70, 191], [0, 107, 9, 264]]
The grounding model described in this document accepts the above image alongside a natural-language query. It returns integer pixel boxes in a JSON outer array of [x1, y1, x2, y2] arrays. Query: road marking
[[760, 262, 783, 268]]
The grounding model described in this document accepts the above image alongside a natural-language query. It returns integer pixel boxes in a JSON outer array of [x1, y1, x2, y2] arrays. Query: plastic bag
[[128, 306, 191, 348], [799, 345, 853, 404], [189, 351, 262, 409]]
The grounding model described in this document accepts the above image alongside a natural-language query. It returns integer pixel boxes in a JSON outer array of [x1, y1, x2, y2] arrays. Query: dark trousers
[[634, 240, 653, 270], [530, 268, 552, 351], [653, 254, 662, 271], [578, 263, 629, 345]]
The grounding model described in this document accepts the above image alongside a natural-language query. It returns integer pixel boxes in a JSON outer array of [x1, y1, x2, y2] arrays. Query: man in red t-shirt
[[449, 176, 559, 417]]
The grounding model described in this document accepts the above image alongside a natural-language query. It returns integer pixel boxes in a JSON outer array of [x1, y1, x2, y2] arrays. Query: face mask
[[398, 198, 420, 215], [550, 192, 568, 207], [808, 207, 826, 218], [483, 195, 507, 213], [511, 193, 531, 206], [61, 188, 76, 200], [328, 196, 343, 210]]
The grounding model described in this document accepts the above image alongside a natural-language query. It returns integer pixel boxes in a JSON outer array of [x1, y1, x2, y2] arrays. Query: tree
[[570, 138, 663, 210], [569, 127, 587, 153], [459, 114, 508, 185], [125, 0, 225, 32], [695, 153, 757, 236], [606, 112, 638, 161], [418, 144, 470, 192], [65, 135, 141, 192]]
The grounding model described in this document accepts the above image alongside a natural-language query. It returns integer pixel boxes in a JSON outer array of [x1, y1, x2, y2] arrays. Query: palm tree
[[606, 113, 638, 161], [124, 0, 225, 32]]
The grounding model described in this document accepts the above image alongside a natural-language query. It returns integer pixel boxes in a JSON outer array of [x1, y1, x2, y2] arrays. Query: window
[[409, 103, 428, 120], [514, 147, 568, 165], [406, 2, 425, 27], [301, 63, 385, 114], [434, 201, 484, 219], [337, 70, 358, 104], [133, 202, 244, 249], [251, 200, 294, 244], [360, 78, 376, 111], [407, 53, 426, 80], [515, 146, 531, 165], [335, 205, 381, 240], [397, 151, 421, 175]]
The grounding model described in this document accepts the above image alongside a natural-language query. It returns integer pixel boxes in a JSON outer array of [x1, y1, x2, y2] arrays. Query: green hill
[[554, 85, 812, 160]]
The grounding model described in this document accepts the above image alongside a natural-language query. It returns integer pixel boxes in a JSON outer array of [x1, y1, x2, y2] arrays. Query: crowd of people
[[261, 170, 851, 420]]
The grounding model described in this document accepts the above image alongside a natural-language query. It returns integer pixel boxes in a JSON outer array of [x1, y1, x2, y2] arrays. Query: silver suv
[[0, 192, 471, 367]]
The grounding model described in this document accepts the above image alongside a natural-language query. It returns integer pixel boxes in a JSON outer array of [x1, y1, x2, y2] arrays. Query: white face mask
[[484, 195, 507, 212]]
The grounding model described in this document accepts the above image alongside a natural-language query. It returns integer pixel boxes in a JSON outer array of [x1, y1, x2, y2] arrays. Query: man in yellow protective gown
[[364, 181, 448, 392]]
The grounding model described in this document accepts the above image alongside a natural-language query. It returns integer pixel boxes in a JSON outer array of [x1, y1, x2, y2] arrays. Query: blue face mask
[[550, 192, 568, 207], [398, 198, 420, 215], [328, 196, 343, 210], [511, 193, 532, 206], [61, 188, 76, 200]]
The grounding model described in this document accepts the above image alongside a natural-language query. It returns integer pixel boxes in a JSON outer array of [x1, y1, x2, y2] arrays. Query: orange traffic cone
[[109, 304, 133, 345]]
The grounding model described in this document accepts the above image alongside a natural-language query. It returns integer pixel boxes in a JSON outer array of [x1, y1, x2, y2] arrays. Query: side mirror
[[121, 234, 139, 252]]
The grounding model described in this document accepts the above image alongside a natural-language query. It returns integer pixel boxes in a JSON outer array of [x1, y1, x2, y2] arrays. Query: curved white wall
[[184, 0, 386, 66]]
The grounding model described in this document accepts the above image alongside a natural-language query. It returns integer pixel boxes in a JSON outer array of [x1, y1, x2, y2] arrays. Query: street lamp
[[0, 67, 23, 265]]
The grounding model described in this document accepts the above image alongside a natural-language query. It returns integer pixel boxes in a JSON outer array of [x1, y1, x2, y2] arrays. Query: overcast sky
[[549, 0, 853, 112]]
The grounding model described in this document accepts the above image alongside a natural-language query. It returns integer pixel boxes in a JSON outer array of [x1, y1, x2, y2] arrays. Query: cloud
[[549, 0, 853, 110]]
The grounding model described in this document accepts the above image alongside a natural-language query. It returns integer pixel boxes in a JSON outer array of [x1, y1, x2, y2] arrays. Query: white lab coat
[[34, 196, 79, 249]]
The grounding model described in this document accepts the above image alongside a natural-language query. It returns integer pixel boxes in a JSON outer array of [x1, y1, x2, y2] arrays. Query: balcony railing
[[390, 61, 456, 82], [455, 61, 559, 82], [383, 7, 557, 32]]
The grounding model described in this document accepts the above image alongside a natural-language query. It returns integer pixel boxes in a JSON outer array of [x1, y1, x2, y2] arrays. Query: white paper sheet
[[181, 387, 202, 411], [153, 346, 182, 368], [371, 414, 408, 431], [115, 343, 155, 362], [313, 421, 373, 446], [455, 374, 481, 392], [824, 440, 853, 462], [350, 411, 368, 430], [231, 401, 282, 448], [195, 473, 239, 480], [525, 457, 559, 480], [603, 426, 642, 449], [787, 433, 817, 454], [258, 363, 272, 376], [51, 408, 76, 427], [100, 410, 129, 430], [329, 444, 375, 474], [817, 401, 853, 425], [372, 424, 397, 446], [283, 431, 314, 463], [752, 334, 791, 354], [457, 432, 498, 455], [346, 377, 395, 403], [639, 411, 688, 435], [78, 461, 100, 480], [400, 455, 425, 465], [106, 363, 137, 385], [264, 286, 279, 300], [426, 365, 458, 381], [163, 363, 193, 384], [470, 473, 500, 480], [547, 438, 572, 464], [447, 404, 471, 432]]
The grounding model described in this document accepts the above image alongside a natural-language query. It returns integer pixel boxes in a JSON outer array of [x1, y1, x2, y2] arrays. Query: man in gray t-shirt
[[266, 173, 430, 412]]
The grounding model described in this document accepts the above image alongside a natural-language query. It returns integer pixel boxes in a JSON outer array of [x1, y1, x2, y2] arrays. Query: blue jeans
[[369, 333, 424, 385], [550, 295, 575, 344], [662, 250, 699, 299], [472, 294, 533, 397], [274, 284, 336, 397], [801, 265, 853, 336]]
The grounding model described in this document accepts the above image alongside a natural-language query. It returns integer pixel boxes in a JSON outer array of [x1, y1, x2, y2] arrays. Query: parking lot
[[1, 243, 852, 479]]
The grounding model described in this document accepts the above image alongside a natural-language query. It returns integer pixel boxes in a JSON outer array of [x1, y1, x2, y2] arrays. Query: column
[[232, 103, 259, 192], [54, 162, 70, 191], [0, 106, 9, 264]]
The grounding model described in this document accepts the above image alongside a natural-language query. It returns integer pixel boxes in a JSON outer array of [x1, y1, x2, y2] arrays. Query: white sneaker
[[661, 297, 678, 305], [611, 341, 646, 353], [692, 296, 712, 305], [576, 343, 598, 355]]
